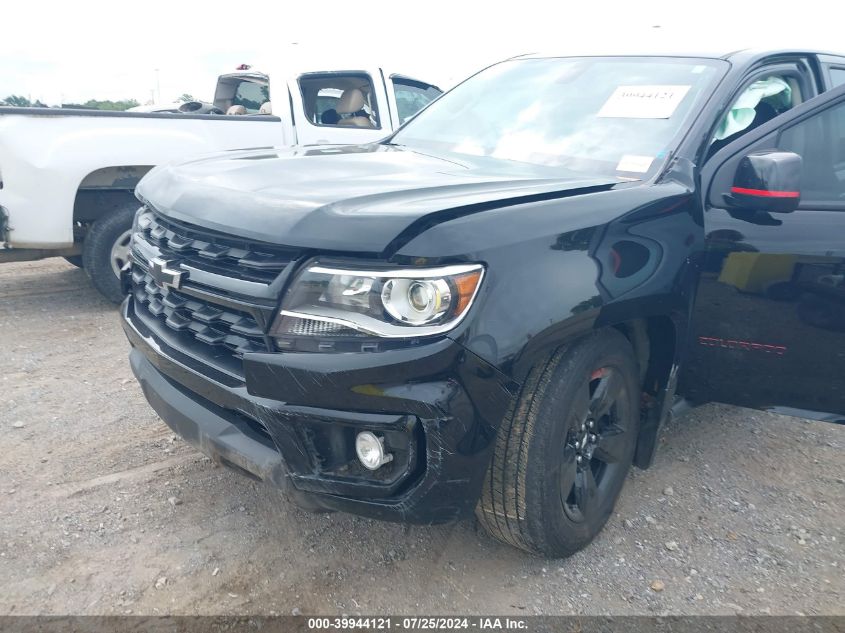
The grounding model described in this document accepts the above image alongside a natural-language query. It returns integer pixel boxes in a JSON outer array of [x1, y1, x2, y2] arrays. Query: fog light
[[355, 431, 393, 470]]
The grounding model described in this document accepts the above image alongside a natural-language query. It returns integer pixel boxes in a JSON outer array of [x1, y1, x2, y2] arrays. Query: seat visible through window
[[298, 73, 381, 129], [335, 88, 375, 128]]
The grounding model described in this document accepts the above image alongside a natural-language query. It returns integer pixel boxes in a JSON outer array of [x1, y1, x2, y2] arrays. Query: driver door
[[682, 84, 845, 420]]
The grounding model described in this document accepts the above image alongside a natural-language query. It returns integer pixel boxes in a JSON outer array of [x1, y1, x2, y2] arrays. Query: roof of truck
[[516, 47, 845, 63], [230, 55, 394, 77]]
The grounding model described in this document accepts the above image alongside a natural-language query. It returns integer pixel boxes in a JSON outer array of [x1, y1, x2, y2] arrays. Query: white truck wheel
[[81, 203, 138, 303]]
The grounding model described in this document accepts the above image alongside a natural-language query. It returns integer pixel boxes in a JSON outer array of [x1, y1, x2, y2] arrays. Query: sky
[[2, 0, 842, 105]]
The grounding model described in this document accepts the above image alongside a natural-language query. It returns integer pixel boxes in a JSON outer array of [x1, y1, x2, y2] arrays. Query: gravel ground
[[0, 258, 843, 616]]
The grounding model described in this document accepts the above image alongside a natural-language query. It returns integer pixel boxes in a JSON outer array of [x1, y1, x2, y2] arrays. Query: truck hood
[[136, 144, 620, 254]]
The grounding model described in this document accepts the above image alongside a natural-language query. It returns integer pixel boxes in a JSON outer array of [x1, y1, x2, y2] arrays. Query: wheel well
[[73, 166, 152, 227], [78, 165, 153, 191], [612, 316, 675, 397], [611, 316, 677, 470]]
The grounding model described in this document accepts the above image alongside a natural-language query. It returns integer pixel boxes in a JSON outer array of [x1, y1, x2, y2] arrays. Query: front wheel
[[81, 203, 137, 303], [477, 330, 640, 557]]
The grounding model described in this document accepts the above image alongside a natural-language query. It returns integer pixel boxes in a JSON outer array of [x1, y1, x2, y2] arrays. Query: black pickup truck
[[122, 49, 845, 557]]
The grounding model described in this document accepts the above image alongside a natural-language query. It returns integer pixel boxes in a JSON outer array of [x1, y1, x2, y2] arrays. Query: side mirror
[[724, 150, 802, 213]]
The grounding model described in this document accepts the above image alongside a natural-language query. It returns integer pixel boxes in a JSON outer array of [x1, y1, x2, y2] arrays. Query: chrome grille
[[127, 207, 296, 379], [131, 267, 269, 358], [136, 207, 297, 283]]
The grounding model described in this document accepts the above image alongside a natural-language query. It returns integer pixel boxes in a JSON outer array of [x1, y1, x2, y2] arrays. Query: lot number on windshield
[[598, 85, 691, 119]]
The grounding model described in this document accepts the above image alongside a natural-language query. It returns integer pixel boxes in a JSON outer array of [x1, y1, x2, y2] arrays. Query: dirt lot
[[0, 258, 842, 616]]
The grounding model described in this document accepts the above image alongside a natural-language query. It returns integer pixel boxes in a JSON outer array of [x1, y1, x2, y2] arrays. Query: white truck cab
[[0, 60, 441, 301]]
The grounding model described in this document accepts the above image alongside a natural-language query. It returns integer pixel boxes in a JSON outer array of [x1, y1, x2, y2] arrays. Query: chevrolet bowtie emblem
[[149, 257, 186, 290]]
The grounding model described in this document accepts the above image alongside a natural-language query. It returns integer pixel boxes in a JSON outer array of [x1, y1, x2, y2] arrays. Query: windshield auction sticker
[[616, 154, 654, 173], [597, 85, 692, 118]]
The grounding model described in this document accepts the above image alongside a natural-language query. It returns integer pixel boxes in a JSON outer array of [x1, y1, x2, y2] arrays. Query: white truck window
[[298, 73, 380, 129], [315, 88, 342, 123], [392, 77, 442, 124], [232, 81, 270, 114]]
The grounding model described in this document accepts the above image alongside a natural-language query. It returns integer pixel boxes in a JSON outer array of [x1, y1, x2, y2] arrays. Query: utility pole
[[155, 69, 161, 103]]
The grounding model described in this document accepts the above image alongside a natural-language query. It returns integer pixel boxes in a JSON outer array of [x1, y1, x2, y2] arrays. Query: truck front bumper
[[122, 297, 517, 524]]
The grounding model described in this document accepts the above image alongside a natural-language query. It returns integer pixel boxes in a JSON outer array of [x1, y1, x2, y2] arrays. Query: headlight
[[271, 262, 485, 339]]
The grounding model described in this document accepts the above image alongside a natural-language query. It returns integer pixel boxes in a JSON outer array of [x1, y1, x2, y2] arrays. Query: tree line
[[1, 95, 140, 110]]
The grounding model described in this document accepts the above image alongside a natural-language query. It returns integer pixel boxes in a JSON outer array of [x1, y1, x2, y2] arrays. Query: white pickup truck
[[0, 61, 441, 301]]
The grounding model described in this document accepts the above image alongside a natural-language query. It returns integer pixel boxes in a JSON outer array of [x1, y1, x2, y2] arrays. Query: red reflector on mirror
[[731, 186, 800, 198]]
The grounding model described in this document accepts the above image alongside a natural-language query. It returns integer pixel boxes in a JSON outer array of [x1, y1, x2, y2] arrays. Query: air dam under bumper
[[123, 298, 517, 524]]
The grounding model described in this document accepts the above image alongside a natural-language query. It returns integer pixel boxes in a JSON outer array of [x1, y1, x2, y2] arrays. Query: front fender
[[399, 184, 696, 379]]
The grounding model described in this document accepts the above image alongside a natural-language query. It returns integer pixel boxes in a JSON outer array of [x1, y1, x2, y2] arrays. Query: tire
[[63, 255, 83, 268], [477, 330, 640, 557], [81, 202, 137, 303]]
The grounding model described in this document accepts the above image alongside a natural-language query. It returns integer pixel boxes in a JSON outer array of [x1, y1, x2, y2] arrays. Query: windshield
[[392, 57, 725, 179]]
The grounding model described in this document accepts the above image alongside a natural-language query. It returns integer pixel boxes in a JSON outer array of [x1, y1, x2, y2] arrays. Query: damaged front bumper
[[122, 297, 516, 524]]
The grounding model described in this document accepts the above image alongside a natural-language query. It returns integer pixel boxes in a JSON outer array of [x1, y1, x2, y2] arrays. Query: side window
[[829, 67, 845, 88], [709, 73, 803, 157], [778, 100, 845, 204], [391, 78, 442, 124], [232, 81, 270, 114], [315, 88, 342, 123], [298, 73, 380, 129]]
